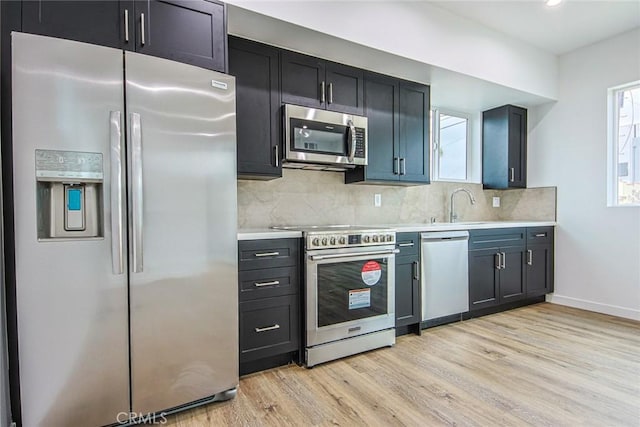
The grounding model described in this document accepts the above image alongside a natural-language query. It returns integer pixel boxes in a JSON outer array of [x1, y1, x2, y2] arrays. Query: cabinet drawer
[[238, 238, 300, 270], [239, 266, 300, 301], [240, 295, 299, 362], [396, 232, 420, 256], [469, 228, 525, 250], [526, 227, 554, 245]]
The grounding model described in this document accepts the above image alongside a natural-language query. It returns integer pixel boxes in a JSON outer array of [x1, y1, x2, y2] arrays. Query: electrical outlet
[[374, 194, 382, 207], [492, 197, 501, 208]]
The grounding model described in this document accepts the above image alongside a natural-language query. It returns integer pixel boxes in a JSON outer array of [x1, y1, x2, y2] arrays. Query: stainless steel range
[[275, 226, 397, 367]]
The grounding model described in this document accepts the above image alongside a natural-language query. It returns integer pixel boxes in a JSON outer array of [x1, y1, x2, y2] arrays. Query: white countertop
[[238, 221, 556, 240]]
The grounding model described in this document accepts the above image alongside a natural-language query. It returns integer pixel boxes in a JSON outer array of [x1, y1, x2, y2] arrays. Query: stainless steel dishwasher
[[421, 230, 470, 321]]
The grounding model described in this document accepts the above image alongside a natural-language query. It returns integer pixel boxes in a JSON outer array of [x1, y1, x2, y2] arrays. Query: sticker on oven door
[[349, 288, 371, 310], [361, 261, 382, 286]]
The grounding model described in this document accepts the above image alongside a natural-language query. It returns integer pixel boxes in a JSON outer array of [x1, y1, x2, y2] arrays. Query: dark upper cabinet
[[21, 0, 227, 72], [229, 36, 281, 179], [482, 104, 527, 189], [395, 233, 421, 329], [281, 50, 364, 115], [346, 73, 430, 185], [22, 1, 133, 50], [135, 0, 226, 72]]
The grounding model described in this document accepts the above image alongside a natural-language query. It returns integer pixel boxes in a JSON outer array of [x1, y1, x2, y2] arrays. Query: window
[[608, 82, 640, 206], [431, 109, 470, 182]]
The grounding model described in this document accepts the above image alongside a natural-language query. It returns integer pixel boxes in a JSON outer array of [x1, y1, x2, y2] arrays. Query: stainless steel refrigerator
[[10, 32, 238, 426]]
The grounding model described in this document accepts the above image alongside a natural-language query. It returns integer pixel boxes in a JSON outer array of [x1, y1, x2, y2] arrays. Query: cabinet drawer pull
[[535, 233, 546, 237], [254, 251, 280, 257], [255, 324, 280, 333], [398, 242, 414, 247], [124, 9, 129, 42], [510, 167, 515, 182], [254, 280, 280, 287], [527, 250, 533, 266]]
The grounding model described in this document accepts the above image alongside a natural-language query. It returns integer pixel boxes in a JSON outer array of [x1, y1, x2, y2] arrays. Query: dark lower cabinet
[[238, 238, 302, 375], [20, 0, 227, 71], [395, 233, 421, 334], [469, 227, 553, 315], [229, 36, 281, 179]]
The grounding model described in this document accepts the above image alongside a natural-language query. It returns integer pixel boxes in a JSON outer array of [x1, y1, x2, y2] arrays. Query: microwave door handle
[[347, 119, 356, 162]]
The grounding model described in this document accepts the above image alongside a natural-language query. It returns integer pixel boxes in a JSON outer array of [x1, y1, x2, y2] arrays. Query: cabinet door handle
[[140, 12, 146, 46], [398, 242, 414, 247], [124, 9, 129, 43], [254, 251, 280, 257], [400, 158, 406, 175], [527, 250, 533, 266], [255, 280, 280, 287], [495, 253, 501, 270], [320, 81, 325, 103], [501, 252, 506, 269], [413, 261, 420, 280], [255, 324, 280, 333], [394, 157, 400, 175], [274, 144, 279, 167], [510, 167, 515, 182], [328, 83, 333, 104]]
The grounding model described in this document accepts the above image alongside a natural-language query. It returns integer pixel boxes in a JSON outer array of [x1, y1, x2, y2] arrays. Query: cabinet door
[[398, 81, 430, 183], [499, 247, 526, 302], [508, 106, 527, 188], [134, 0, 226, 72], [22, 1, 133, 50], [229, 37, 281, 179], [526, 244, 553, 296], [347, 73, 399, 182], [325, 62, 364, 115], [469, 249, 500, 310], [395, 255, 420, 327], [281, 50, 325, 109]]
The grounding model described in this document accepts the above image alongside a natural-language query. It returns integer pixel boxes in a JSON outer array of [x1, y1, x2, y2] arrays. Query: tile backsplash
[[238, 169, 556, 228]]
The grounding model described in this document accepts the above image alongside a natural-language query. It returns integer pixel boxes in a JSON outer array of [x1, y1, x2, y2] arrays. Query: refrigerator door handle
[[110, 111, 125, 275], [131, 112, 144, 273]]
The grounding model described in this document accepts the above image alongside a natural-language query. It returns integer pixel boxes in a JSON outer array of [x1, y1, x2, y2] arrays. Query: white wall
[[529, 29, 640, 320], [226, 0, 558, 102]]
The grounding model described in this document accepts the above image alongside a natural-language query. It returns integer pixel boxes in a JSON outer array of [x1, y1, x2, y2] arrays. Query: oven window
[[317, 257, 388, 327], [291, 118, 347, 156]]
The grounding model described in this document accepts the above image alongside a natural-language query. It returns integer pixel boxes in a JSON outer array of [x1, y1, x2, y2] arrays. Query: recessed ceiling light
[[546, 0, 562, 6]]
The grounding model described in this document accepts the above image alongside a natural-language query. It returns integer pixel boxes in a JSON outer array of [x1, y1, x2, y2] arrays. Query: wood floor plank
[[165, 303, 640, 426]]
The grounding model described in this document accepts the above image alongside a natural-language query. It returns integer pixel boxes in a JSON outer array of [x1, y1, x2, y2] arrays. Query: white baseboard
[[546, 294, 640, 321]]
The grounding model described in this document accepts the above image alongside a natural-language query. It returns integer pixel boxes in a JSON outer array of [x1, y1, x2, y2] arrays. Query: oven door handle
[[309, 248, 399, 261]]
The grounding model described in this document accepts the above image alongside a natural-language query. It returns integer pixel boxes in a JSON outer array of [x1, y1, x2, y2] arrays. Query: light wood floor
[[166, 303, 640, 426]]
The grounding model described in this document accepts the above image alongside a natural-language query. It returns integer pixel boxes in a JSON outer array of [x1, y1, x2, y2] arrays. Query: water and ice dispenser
[[35, 149, 104, 239]]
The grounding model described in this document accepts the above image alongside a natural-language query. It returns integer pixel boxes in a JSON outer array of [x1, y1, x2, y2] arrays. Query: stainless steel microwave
[[283, 104, 368, 170]]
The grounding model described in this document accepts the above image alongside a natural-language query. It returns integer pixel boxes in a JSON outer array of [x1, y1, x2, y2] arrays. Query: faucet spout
[[449, 188, 476, 223]]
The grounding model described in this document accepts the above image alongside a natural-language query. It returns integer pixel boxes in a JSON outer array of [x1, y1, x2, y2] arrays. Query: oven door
[[306, 245, 396, 347]]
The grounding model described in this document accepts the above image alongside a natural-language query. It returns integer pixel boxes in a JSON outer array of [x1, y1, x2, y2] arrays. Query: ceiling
[[430, 0, 640, 55]]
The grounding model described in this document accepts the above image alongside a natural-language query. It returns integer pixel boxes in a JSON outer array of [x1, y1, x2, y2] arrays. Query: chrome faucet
[[449, 188, 476, 223]]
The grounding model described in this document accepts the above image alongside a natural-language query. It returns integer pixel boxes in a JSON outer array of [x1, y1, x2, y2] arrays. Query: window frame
[[431, 108, 472, 183], [607, 81, 640, 207]]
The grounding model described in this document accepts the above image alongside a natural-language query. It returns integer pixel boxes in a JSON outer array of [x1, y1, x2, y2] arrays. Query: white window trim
[[431, 108, 472, 183], [607, 80, 640, 207]]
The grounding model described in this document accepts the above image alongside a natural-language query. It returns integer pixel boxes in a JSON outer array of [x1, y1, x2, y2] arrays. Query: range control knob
[[330, 237, 336, 245], [321, 237, 328, 246], [372, 235, 379, 243], [339, 236, 347, 245], [312, 238, 320, 246], [387, 234, 394, 242], [363, 235, 370, 243]]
